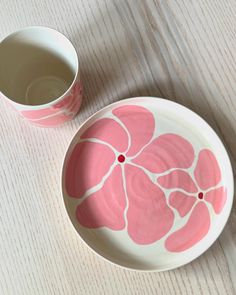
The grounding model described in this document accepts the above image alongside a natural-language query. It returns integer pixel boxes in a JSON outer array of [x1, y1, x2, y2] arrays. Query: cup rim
[[0, 25, 79, 110]]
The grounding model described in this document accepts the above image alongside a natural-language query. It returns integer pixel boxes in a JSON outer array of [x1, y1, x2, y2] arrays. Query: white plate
[[62, 97, 233, 271]]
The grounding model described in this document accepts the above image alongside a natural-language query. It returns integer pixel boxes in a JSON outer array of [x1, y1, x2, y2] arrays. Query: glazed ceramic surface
[[0, 27, 82, 127], [62, 97, 233, 271]]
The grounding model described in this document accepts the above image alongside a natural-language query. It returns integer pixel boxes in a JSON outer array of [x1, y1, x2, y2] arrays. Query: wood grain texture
[[0, 0, 235, 294]]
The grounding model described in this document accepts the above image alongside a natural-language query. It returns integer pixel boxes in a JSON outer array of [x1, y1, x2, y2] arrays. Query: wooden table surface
[[0, 1, 235, 294]]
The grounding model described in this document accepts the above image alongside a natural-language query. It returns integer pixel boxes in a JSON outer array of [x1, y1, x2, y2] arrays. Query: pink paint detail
[[76, 165, 126, 230], [157, 170, 198, 193], [169, 191, 197, 217], [125, 164, 174, 244], [194, 149, 221, 190], [20, 80, 82, 126], [69, 93, 82, 115], [53, 94, 74, 109], [53, 80, 82, 109], [72, 80, 82, 97], [65, 141, 115, 198], [132, 134, 194, 173], [81, 118, 128, 152], [118, 154, 125, 163], [205, 187, 227, 214], [21, 106, 59, 119], [165, 202, 210, 252], [29, 112, 73, 126], [112, 105, 155, 156]]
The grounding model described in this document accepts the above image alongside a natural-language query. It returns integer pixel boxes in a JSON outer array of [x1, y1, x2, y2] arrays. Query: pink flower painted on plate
[[156, 149, 227, 252], [65, 105, 197, 245]]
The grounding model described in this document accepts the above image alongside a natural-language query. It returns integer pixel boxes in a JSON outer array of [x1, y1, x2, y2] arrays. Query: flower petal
[[65, 141, 115, 198], [165, 202, 210, 252], [125, 164, 174, 244], [132, 134, 194, 173], [205, 186, 227, 214], [76, 165, 126, 230], [157, 170, 198, 193], [81, 118, 128, 152], [169, 191, 197, 217], [112, 105, 155, 156], [194, 149, 221, 190]]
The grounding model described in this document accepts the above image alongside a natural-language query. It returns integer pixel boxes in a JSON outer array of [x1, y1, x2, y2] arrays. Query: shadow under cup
[[0, 27, 81, 126]]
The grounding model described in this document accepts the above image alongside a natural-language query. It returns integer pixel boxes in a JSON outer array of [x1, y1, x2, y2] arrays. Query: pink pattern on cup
[[65, 105, 227, 251], [20, 80, 82, 126]]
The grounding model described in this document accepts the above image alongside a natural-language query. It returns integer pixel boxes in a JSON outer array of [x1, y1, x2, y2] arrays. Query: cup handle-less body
[[0, 26, 82, 127]]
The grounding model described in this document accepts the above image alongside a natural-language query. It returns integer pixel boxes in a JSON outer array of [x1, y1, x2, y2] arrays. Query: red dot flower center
[[118, 154, 125, 163], [198, 192, 204, 199]]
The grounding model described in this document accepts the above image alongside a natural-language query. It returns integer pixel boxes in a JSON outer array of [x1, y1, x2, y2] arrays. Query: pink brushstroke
[[165, 202, 210, 252], [132, 134, 194, 173], [205, 186, 227, 214], [65, 141, 115, 198], [125, 164, 174, 244], [20, 80, 82, 125], [112, 105, 155, 156], [76, 165, 126, 230], [169, 191, 197, 217], [157, 170, 198, 193], [81, 118, 128, 152], [194, 149, 221, 190]]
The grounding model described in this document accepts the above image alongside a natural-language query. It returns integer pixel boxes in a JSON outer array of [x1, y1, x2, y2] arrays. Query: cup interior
[[0, 27, 78, 106]]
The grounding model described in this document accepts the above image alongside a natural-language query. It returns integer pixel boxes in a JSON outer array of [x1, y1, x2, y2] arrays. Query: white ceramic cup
[[0, 26, 82, 127]]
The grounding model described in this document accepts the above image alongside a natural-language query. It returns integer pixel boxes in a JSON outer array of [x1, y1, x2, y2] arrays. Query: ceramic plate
[[62, 97, 233, 271]]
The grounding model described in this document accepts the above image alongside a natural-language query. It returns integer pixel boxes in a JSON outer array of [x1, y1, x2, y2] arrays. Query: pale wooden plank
[[0, 0, 235, 294]]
